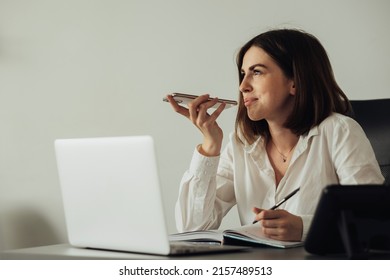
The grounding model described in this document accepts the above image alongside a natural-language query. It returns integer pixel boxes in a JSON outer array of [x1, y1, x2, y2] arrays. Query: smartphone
[[163, 93, 238, 109]]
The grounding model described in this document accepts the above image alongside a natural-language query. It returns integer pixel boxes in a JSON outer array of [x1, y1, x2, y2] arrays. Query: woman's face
[[239, 46, 295, 123]]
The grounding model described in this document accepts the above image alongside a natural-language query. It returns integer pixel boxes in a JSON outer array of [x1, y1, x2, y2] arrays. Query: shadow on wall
[[0, 207, 63, 251], [0, 224, 3, 251]]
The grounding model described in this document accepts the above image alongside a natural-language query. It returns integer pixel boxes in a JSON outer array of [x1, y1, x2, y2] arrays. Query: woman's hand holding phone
[[165, 93, 228, 157]]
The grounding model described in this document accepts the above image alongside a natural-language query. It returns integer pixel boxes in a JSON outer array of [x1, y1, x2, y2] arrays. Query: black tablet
[[304, 184, 390, 257]]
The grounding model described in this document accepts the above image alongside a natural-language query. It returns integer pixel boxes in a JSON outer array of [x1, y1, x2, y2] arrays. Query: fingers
[[252, 207, 263, 214], [196, 101, 226, 132], [166, 94, 190, 118], [166, 94, 225, 122], [261, 220, 293, 241], [255, 210, 303, 242], [209, 101, 226, 122], [252, 207, 263, 223], [254, 209, 287, 225], [181, 94, 226, 133], [258, 209, 283, 219], [254, 209, 285, 234], [188, 95, 222, 123], [167, 94, 226, 153], [188, 94, 211, 123]]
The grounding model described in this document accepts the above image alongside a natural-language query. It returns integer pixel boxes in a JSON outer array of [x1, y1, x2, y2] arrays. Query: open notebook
[[170, 224, 303, 249]]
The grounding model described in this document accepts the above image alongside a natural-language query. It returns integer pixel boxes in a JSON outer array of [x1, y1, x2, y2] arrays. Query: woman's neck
[[267, 123, 299, 152]]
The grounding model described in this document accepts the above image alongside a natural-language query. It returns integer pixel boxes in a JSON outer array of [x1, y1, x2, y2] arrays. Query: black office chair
[[350, 99, 390, 185]]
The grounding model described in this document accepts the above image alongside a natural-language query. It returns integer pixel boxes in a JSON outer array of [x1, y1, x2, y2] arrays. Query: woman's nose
[[239, 75, 252, 94]]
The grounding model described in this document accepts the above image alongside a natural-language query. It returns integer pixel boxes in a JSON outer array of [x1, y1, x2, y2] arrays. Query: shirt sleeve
[[175, 144, 236, 232], [331, 117, 385, 185], [299, 117, 384, 241], [300, 215, 313, 241]]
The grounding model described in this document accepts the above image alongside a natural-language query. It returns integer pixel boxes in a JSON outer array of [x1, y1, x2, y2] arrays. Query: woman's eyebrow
[[249, 63, 268, 70], [241, 63, 268, 72]]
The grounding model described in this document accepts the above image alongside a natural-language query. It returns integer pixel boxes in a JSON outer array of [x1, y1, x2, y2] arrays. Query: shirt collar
[[243, 136, 263, 154], [243, 125, 319, 155], [294, 125, 319, 158]]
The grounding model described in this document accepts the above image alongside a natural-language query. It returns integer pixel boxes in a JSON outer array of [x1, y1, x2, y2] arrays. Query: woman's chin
[[247, 112, 263, 121]]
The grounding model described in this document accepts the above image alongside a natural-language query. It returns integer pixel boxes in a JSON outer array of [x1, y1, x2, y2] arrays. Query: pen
[[252, 187, 300, 224]]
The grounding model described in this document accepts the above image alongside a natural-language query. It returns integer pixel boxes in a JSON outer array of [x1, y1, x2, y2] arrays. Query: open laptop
[[54, 135, 246, 255]]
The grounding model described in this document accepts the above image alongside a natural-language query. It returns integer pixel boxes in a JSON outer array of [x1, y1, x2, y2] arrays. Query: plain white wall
[[0, 0, 389, 250]]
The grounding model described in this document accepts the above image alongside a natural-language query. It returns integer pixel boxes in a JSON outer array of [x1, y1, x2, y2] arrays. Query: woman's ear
[[289, 80, 296, 96]]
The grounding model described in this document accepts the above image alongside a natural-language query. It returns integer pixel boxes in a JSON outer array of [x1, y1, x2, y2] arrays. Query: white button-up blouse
[[175, 113, 385, 240]]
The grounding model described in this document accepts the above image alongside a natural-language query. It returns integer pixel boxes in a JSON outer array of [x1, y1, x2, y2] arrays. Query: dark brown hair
[[235, 29, 352, 144]]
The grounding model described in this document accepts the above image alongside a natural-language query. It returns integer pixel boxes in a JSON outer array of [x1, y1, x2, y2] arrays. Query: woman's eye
[[253, 69, 262, 75]]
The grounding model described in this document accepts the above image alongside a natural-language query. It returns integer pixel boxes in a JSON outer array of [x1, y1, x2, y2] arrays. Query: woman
[[166, 29, 384, 241]]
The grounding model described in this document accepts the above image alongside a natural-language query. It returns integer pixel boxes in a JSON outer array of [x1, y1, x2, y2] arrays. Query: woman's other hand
[[252, 207, 303, 241]]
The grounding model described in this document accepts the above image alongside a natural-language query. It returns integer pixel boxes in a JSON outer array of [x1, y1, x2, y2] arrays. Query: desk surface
[[0, 243, 340, 260]]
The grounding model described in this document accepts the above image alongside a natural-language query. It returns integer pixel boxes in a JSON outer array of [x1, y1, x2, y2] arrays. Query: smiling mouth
[[244, 98, 258, 107]]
